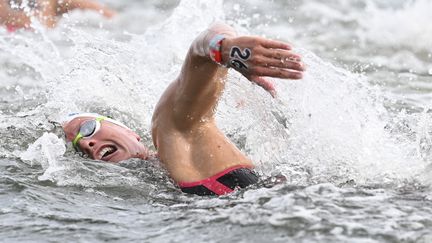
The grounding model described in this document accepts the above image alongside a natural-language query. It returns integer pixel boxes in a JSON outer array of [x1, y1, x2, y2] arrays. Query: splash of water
[[1, 0, 431, 190]]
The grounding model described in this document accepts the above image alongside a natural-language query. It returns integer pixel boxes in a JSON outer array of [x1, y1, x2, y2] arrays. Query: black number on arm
[[230, 59, 248, 70], [230, 47, 251, 60]]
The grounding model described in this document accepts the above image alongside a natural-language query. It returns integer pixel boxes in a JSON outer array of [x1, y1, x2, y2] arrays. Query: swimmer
[[62, 23, 305, 196], [0, 0, 114, 30]]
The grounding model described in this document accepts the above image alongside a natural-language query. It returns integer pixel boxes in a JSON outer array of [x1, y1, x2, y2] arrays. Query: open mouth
[[99, 145, 117, 160]]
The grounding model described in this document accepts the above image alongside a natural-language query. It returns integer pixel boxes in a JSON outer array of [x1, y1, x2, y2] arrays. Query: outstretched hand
[[221, 36, 305, 97]]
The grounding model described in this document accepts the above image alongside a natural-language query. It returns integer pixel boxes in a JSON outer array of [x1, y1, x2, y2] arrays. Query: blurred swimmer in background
[[0, 0, 114, 31]]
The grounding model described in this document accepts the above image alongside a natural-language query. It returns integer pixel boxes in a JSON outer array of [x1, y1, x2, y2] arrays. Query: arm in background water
[[0, 0, 115, 30], [0, 0, 58, 29], [36, 0, 115, 28], [54, 0, 115, 18], [0, 0, 31, 29]]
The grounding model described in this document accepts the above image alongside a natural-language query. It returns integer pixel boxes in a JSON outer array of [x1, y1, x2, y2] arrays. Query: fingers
[[260, 38, 292, 50], [252, 55, 305, 72], [252, 66, 303, 80], [262, 48, 301, 62], [250, 76, 277, 98], [101, 7, 116, 18]]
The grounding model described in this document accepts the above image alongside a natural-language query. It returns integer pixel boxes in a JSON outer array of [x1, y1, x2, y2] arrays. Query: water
[[1, 0, 432, 242]]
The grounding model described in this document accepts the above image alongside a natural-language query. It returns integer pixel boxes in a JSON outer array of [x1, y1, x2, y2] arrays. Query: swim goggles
[[72, 116, 129, 152]]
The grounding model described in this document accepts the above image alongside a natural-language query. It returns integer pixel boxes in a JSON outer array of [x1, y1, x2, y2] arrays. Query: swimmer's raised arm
[[157, 23, 305, 131], [151, 23, 305, 187], [166, 23, 237, 130]]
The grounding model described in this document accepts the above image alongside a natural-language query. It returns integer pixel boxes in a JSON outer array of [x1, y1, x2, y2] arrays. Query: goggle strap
[[72, 133, 83, 149]]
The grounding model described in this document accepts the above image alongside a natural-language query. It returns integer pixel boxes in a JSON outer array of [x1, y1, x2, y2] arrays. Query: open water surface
[[1, 0, 432, 242]]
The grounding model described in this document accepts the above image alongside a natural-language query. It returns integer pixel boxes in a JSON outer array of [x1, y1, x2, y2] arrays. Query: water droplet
[[15, 85, 24, 96], [428, 69, 432, 75]]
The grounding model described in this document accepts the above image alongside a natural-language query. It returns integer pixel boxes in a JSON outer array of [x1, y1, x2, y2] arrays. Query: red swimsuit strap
[[178, 164, 254, 195], [6, 24, 17, 33]]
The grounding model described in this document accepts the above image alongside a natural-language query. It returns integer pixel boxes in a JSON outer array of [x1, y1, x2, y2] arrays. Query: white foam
[[19, 132, 66, 169], [2, 0, 431, 188]]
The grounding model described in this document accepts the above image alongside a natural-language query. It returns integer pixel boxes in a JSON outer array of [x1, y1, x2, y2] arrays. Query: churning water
[[1, 0, 432, 242]]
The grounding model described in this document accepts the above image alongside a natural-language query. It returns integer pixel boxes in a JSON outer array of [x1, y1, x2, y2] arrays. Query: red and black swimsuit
[[178, 165, 259, 196]]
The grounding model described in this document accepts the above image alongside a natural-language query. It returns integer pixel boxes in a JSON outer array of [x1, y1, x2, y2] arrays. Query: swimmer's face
[[63, 117, 149, 162]]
